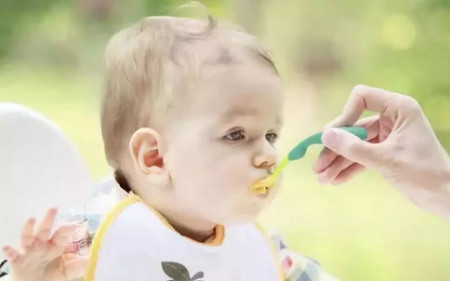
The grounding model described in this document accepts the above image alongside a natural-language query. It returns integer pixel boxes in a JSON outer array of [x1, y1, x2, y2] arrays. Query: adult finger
[[314, 115, 380, 174], [330, 163, 366, 185], [326, 85, 392, 128]]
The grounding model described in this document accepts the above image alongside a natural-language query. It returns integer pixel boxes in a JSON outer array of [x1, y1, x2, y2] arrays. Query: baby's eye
[[265, 132, 278, 144], [225, 130, 245, 141]]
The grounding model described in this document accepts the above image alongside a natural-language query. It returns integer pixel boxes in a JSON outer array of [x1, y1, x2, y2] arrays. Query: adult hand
[[313, 85, 450, 220]]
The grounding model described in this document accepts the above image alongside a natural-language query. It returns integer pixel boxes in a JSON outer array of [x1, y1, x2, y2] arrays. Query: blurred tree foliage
[[256, 0, 450, 150], [1, 0, 447, 149]]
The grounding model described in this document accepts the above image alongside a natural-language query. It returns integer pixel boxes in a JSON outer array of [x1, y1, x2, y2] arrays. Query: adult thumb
[[322, 128, 381, 168]]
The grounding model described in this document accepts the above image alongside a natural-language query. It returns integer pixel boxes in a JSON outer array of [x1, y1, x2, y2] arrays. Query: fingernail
[[322, 129, 340, 147], [317, 173, 327, 184]]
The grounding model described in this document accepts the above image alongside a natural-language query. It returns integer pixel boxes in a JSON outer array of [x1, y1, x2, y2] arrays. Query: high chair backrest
[[0, 103, 93, 245]]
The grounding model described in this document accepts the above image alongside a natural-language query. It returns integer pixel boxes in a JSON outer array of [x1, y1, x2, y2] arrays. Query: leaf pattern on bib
[[161, 261, 204, 281]]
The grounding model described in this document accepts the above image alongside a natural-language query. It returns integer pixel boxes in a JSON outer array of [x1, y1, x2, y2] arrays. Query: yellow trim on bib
[[84, 193, 278, 280], [83, 193, 140, 280], [83, 193, 226, 280], [128, 193, 225, 246], [255, 222, 285, 281]]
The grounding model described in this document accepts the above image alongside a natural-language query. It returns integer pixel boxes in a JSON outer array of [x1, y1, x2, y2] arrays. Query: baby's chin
[[233, 194, 278, 223], [203, 190, 278, 225], [219, 206, 267, 225]]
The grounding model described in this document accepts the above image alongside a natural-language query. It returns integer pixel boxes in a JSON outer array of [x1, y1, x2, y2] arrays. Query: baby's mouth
[[250, 176, 276, 195]]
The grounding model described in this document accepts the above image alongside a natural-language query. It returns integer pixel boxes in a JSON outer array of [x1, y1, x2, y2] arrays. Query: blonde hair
[[101, 15, 278, 174]]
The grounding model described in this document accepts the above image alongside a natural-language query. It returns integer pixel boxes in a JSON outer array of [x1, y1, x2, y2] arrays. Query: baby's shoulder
[[88, 202, 165, 279], [101, 202, 163, 242]]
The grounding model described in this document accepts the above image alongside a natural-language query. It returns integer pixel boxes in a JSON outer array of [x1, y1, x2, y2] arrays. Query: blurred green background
[[0, 0, 449, 280]]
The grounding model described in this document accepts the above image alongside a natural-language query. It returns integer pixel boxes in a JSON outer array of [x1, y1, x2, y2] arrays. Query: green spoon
[[252, 126, 367, 193]]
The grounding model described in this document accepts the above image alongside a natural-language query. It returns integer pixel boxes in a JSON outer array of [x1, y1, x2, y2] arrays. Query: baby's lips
[[250, 176, 276, 194], [252, 187, 267, 195]]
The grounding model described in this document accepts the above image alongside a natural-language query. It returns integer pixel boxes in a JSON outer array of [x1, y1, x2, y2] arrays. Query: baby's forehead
[[203, 64, 282, 101], [173, 65, 283, 125], [219, 104, 284, 128]]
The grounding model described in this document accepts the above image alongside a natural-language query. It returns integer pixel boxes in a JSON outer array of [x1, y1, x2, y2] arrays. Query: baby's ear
[[129, 128, 170, 186]]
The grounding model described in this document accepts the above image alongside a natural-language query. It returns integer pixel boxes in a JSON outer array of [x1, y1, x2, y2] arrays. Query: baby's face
[[163, 65, 283, 224]]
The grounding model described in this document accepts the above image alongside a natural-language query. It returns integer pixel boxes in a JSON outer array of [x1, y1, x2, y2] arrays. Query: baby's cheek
[[211, 165, 245, 198], [199, 168, 242, 207], [224, 155, 247, 175]]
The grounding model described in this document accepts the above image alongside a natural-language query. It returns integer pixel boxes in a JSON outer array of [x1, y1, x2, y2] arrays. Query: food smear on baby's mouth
[[250, 177, 275, 195]]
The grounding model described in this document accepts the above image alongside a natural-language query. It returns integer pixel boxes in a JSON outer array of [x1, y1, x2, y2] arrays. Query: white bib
[[84, 193, 283, 280]]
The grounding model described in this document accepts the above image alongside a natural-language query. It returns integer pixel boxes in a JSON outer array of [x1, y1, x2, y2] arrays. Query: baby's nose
[[253, 151, 277, 171]]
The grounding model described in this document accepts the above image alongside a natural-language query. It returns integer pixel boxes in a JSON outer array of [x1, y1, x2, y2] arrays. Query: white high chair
[[0, 103, 94, 247]]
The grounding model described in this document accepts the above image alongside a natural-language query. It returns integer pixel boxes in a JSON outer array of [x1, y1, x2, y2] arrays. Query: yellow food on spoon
[[250, 127, 367, 194], [251, 157, 288, 194]]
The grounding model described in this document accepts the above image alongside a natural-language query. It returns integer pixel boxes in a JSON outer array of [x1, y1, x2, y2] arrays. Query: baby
[[1, 14, 335, 281]]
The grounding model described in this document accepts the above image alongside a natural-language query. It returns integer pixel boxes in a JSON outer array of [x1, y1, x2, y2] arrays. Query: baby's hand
[[2, 208, 88, 281]]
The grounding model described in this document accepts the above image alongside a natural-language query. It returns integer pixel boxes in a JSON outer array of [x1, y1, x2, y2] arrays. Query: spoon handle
[[288, 126, 367, 161], [257, 126, 367, 190]]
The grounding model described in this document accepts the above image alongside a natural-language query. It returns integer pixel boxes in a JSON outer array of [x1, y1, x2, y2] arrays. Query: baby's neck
[[139, 193, 217, 243], [161, 211, 216, 242]]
